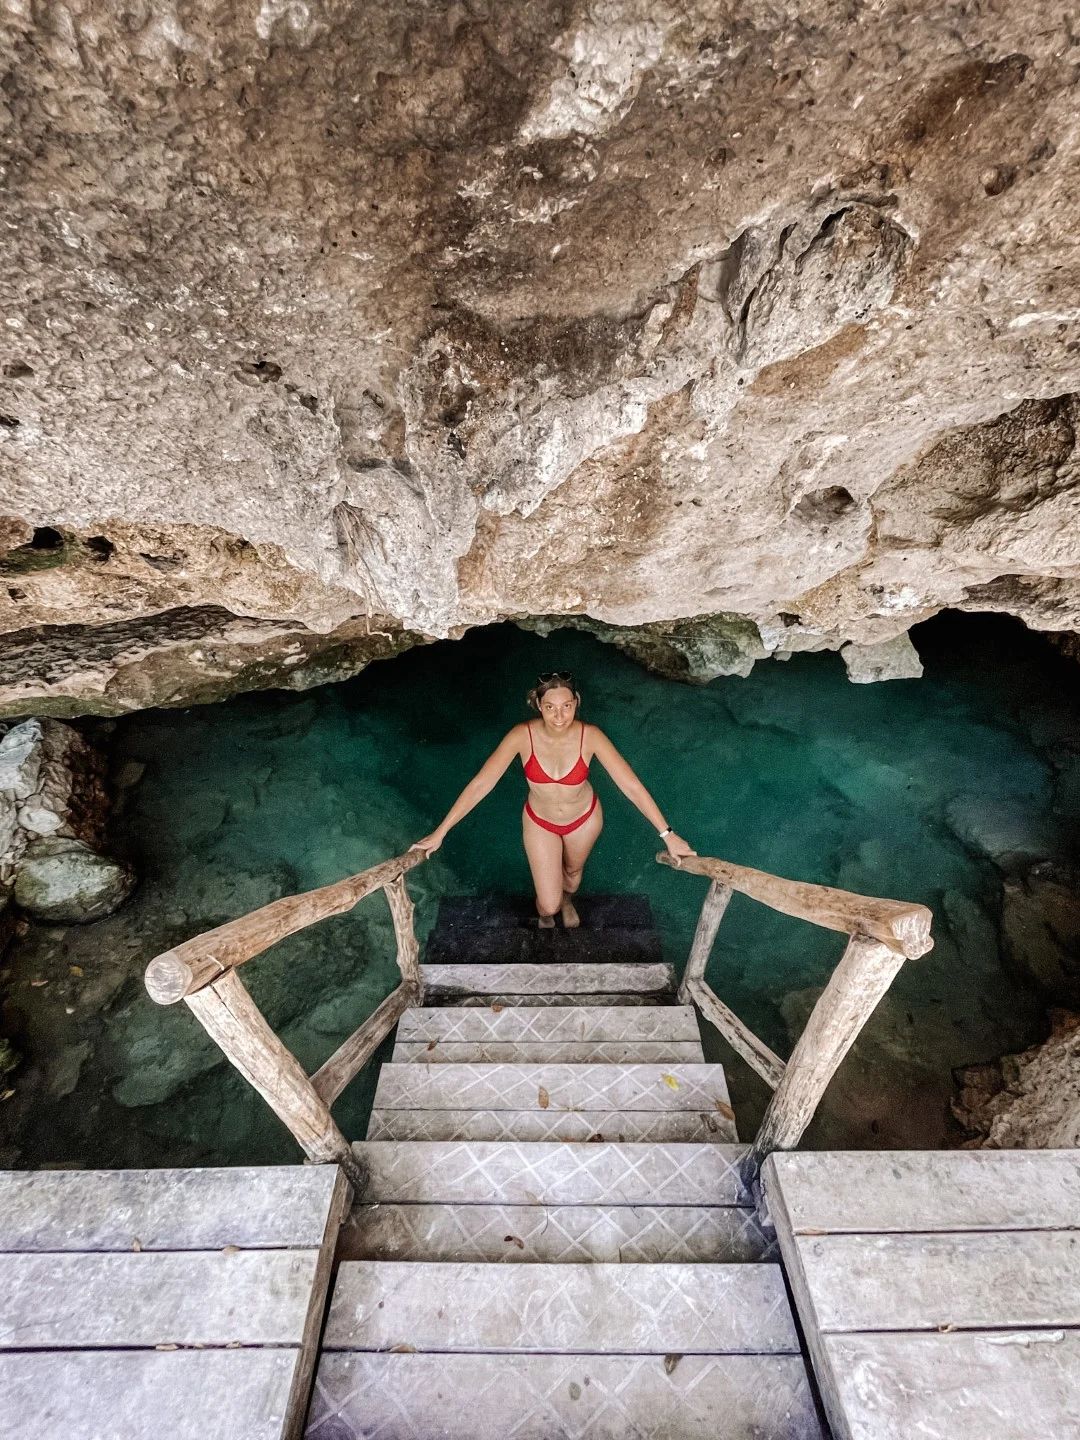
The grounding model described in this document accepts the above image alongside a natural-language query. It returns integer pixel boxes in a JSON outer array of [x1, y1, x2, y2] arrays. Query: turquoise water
[[3, 613, 1078, 1167]]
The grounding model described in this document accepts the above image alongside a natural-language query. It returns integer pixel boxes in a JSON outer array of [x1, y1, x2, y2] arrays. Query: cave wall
[[2, 0, 1080, 709]]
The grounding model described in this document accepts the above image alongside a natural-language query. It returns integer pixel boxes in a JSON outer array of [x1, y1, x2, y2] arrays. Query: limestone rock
[[841, 633, 924, 684], [12, 838, 135, 924], [953, 1010, 1080, 1148], [0, 718, 110, 883], [1, 4, 1080, 710]]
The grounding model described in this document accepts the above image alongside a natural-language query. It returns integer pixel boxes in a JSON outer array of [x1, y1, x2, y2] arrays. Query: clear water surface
[[3, 612, 1078, 1167]]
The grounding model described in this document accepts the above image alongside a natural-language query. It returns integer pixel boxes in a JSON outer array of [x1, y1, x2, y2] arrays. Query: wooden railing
[[144, 849, 427, 1186], [658, 852, 933, 1185]]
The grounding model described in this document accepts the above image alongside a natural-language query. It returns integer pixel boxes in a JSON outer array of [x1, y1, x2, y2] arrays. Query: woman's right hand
[[411, 832, 444, 856]]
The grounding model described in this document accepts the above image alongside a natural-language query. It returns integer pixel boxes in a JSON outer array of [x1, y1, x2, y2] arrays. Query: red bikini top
[[523, 722, 590, 786]]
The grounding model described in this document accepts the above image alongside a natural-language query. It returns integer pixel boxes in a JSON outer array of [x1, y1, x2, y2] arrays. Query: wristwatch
[[658, 827, 673, 839]]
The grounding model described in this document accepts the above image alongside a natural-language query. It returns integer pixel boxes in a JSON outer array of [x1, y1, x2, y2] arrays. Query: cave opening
[[1, 608, 1077, 1170]]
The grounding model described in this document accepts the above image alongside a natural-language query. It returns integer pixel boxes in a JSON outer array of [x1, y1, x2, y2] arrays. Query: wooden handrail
[[145, 849, 427, 1004], [661, 851, 934, 1188], [142, 847, 429, 1182], [657, 852, 933, 958]]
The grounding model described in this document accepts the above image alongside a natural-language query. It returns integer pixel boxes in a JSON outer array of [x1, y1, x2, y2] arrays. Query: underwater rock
[[841, 633, 924, 684], [953, 1009, 1080, 1148], [12, 838, 135, 924]]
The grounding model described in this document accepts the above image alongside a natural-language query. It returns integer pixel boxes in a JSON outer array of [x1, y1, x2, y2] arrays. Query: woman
[[412, 671, 696, 927]]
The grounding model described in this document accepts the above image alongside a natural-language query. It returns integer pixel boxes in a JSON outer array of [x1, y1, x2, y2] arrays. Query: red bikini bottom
[[524, 793, 598, 837]]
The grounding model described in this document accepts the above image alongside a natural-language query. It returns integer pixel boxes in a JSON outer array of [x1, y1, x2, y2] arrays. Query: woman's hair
[[526, 671, 582, 714]]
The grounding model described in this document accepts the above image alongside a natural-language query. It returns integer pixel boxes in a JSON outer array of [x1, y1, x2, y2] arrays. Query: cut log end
[[145, 953, 195, 1005]]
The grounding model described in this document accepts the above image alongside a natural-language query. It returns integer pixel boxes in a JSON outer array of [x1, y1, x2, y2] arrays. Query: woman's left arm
[[589, 728, 696, 859]]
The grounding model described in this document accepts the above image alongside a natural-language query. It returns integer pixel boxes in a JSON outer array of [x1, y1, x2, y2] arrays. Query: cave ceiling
[[2, 0, 1080, 711]]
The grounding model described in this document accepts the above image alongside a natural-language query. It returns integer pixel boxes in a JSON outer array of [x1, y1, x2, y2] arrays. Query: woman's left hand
[[663, 832, 697, 860]]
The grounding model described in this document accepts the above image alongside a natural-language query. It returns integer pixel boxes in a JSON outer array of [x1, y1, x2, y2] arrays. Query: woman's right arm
[[411, 726, 526, 854]]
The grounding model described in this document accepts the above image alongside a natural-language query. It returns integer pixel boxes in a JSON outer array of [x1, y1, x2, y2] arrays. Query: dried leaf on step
[[661, 1073, 679, 1090], [155, 1343, 178, 1351], [426, 1040, 437, 1051], [69, 965, 83, 977], [937, 1323, 958, 1334], [713, 1099, 735, 1120], [30, 979, 48, 988], [795, 1228, 828, 1236], [221, 1245, 240, 1255], [664, 1354, 682, 1375], [503, 1235, 525, 1250], [491, 1003, 504, 1013], [538, 1086, 550, 1109], [388, 1343, 417, 1353], [131, 1238, 142, 1252]]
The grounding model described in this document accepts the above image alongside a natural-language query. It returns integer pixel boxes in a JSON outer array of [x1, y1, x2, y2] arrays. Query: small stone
[[113, 760, 146, 790]]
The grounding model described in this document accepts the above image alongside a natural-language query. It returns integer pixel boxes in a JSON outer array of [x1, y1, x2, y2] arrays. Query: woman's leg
[[522, 808, 566, 926], [559, 800, 603, 928]]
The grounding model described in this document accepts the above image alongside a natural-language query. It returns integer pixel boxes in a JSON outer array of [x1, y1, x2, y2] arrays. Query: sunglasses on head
[[537, 671, 575, 687]]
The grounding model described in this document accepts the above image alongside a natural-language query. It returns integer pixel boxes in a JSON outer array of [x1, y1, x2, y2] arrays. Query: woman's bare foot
[[560, 892, 580, 929], [538, 912, 556, 929]]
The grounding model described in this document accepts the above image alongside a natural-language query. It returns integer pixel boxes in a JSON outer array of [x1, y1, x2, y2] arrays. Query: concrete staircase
[[306, 896, 825, 1439]]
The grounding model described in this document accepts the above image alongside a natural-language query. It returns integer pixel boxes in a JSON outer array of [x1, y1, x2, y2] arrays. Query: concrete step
[[425, 925, 664, 967], [324, 1260, 800, 1354], [440, 990, 673, 1007], [350, 1142, 751, 1206], [367, 1108, 737, 1143], [392, 1040, 706, 1063], [339, 1202, 776, 1264], [420, 961, 676, 1000], [397, 1004, 700, 1044], [434, 893, 655, 932], [372, 1062, 733, 1115], [307, 1352, 826, 1439]]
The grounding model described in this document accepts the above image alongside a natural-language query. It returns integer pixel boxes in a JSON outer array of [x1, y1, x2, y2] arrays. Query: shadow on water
[[3, 611, 1079, 1166]]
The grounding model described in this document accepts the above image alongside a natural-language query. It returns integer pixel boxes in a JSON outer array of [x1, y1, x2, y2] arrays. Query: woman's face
[[539, 686, 577, 729]]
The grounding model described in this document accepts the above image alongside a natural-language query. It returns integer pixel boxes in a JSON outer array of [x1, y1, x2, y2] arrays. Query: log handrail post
[[677, 879, 732, 1004], [742, 932, 908, 1187], [185, 969, 363, 1188], [384, 873, 422, 996]]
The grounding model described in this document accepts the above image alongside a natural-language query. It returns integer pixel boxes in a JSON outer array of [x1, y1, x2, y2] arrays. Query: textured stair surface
[[325, 1261, 799, 1353], [339, 1202, 776, 1264], [349, 1141, 752, 1205], [308, 1353, 823, 1440], [366, 1108, 736, 1142], [420, 960, 676, 1000], [397, 1004, 700, 1043], [308, 895, 822, 1439]]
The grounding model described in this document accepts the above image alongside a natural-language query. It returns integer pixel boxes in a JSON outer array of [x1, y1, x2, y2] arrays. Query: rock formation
[[0, 718, 133, 920], [953, 1009, 1080, 1148], [2, 2, 1080, 711]]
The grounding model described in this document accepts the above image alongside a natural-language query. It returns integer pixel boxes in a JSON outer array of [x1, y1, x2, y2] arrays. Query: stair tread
[[392, 1040, 706, 1063], [325, 1260, 799, 1354], [339, 1202, 775, 1265], [350, 1141, 750, 1205], [306, 1353, 825, 1439], [425, 927, 664, 967], [373, 1062, 732, 1114], [420, 962, 675, 997], [367, 1109, 737, 1143], [398, 1004, 700, 1043], [434, 893, 655, 932]]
